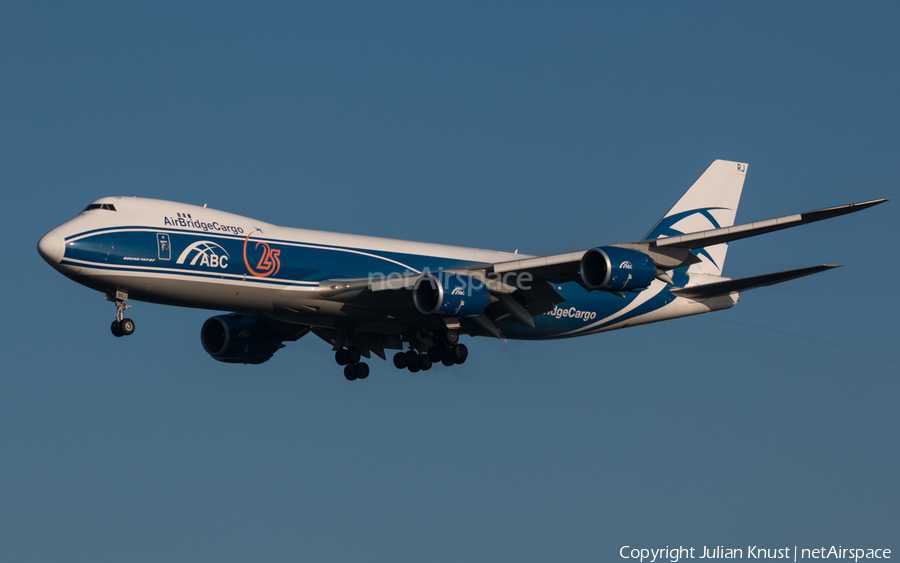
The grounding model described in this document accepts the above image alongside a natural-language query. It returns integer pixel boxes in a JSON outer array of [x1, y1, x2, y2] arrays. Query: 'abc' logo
[[176, 241, 229, 269]]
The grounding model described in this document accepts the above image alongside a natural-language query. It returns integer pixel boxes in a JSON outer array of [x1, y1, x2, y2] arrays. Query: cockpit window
[[83, 203, 117, 212]]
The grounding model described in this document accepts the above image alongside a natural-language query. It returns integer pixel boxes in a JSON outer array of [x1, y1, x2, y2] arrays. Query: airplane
[[37, 160, 887, 381]]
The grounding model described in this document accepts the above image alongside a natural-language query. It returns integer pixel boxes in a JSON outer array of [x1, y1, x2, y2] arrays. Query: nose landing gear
[[109, 292, 135, 337]]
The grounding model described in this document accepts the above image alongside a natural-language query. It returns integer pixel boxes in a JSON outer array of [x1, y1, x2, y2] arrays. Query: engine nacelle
[[580, 246, 656, 292], [413, 272, 491, 317], [200, 314, 283, 364]]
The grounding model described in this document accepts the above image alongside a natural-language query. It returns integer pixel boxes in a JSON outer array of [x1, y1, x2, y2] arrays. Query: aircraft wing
[[670, 264, 841, 299], [485, 198, 888, 275], [310, 198, 885, 334], [318, 274, 419, 298], [318, 198, 887, 297], [649, 199, 887, 250], [313, 270, 564, 334]]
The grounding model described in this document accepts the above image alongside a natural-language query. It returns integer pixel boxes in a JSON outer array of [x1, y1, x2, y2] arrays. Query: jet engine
[[579, 246, 656, 292], [200, 314, 284, 364], [413, 272, 491, 317]]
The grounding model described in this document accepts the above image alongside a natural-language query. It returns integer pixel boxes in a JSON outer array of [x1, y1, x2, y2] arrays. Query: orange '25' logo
[[243, 231, 281, 277]]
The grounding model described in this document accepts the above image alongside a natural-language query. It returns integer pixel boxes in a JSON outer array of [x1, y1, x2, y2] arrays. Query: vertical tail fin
[[643, 159, 747, 276]]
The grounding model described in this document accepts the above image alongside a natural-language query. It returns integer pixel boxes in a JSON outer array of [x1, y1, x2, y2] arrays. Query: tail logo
[[243, 231, 281, 277], [645, 207, 728, 269]]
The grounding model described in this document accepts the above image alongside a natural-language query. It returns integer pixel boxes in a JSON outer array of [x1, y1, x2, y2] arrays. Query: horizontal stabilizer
[[654, 199, 888, 250], [671, 264, 842, 299]]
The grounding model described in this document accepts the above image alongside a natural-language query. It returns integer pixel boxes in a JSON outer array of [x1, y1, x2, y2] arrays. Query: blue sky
[[2, 2, 898, 561]]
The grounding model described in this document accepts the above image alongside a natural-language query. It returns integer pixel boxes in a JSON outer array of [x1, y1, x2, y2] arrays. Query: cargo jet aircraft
[[37, 160, 887, 380]]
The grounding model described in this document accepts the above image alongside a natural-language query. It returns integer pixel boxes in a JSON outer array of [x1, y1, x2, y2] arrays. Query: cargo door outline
[[157, 233, 171, 261]]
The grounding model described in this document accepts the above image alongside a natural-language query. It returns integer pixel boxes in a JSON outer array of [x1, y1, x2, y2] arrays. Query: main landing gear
[[391, 330, 468, 373], [392, 344, 467, 372], [333, 330, 468, 381], [109, 293, 136, 338], [335, 347, 369, 381]]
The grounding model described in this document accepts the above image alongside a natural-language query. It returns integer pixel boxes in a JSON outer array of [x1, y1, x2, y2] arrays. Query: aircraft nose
[[38, 229, 63, 265]]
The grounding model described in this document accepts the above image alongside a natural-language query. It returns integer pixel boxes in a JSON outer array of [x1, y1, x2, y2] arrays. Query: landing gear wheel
[[111, 320, 124, 337], [344, 364, 358, 381], [446, 329, 459, 345], [335, 349, 350, 366], [356, 362, 370, 379], [120, 318, 135, 336], [347, 348, 361, 364], [406, 353, 421, 373], [452, 344, 468, 364], [441, 349, 455, 367], [393, 352, 407, 369], [419, 354, 433, 371]]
